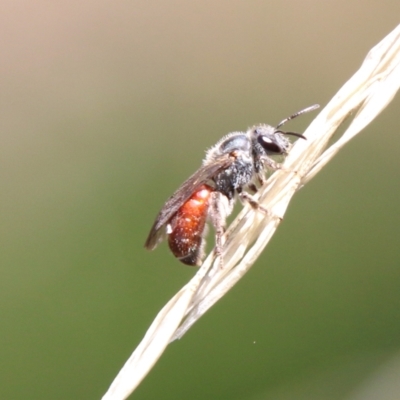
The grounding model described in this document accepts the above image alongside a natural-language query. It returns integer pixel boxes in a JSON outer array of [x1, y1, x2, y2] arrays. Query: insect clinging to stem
[[145, 104, 319, 266]]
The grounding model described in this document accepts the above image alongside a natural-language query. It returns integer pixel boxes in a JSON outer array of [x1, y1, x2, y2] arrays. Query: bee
[[145, 104, 319, 266]]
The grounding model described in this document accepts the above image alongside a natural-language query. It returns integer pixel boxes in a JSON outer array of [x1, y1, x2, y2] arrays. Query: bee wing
[[144, 154, 234, 250]]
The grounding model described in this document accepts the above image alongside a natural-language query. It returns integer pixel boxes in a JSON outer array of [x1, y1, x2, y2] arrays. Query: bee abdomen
[[167, 185, 213, 266]]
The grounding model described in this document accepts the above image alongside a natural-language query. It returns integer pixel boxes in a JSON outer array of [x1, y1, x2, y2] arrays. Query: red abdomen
[[167, 184, 213, 266]]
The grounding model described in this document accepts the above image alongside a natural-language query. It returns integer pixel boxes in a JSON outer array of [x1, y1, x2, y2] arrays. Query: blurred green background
[[1, 1, 400, 399]]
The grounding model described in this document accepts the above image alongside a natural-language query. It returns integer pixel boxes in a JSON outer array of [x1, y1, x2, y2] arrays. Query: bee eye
[[258, 136, 282, 153]]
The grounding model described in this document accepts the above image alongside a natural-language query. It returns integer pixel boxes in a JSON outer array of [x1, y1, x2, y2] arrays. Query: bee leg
[[209, 192, 232, 268], [261, 156, 286, 171], [248, 183, 258, 193], [256, 173, 265, 187], [238, 189, 282, 221], [214, 225, 225, 268], [238, 190, 268, 214], [261, 156, 299, 174]]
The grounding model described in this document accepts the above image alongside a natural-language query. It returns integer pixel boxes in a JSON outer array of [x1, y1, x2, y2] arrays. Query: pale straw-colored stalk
[[102, 24, 400, 400]]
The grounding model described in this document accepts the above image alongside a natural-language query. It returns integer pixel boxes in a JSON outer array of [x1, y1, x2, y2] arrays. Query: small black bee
[[145, 104, 319, 266]]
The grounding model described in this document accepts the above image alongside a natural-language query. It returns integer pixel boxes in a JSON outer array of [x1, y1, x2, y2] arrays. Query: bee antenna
[[276, 104, 320, 130], [282, 131, 307, 140]]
